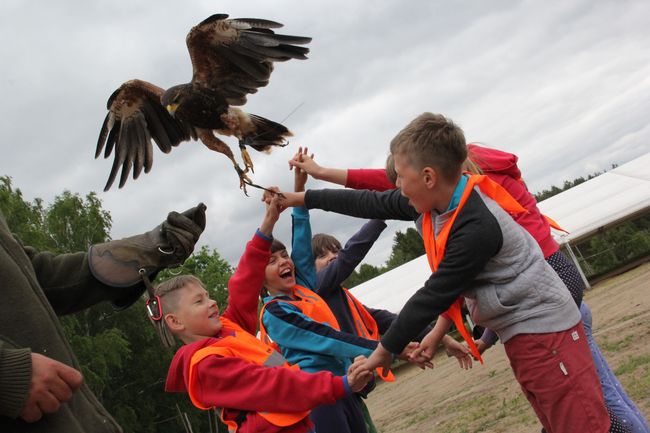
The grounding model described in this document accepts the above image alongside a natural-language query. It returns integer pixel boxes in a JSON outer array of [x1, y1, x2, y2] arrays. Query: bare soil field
[[366, 262, 650, 433]]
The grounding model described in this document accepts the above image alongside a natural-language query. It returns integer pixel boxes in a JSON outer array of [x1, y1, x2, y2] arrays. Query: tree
[[44, 190, 112, 253], [385, 227, 425, 270], [344, 263, 384, 288], [0, 176, 48, 248]]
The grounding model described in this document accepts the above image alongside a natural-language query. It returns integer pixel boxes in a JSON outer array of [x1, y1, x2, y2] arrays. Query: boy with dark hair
[[157, 196, 373, 433], [276, 113, 611, 433]]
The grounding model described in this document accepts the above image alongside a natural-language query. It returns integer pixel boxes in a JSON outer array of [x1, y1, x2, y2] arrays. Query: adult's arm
[[0, 342, 31, 418], [24, 247, 144, 315], [305, 188, 418, 221], [381, 195, 503, 354], [316, 219, 387, 298]]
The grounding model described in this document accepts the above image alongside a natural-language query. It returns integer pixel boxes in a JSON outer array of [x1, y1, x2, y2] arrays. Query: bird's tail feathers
[[245, 114, 292, 152]]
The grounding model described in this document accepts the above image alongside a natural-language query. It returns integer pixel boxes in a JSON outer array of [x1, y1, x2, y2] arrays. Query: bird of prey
[[95, 13, 311, 194]]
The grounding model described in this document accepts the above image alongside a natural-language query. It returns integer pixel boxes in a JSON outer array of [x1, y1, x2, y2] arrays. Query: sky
[[1, 0, 649, 268]]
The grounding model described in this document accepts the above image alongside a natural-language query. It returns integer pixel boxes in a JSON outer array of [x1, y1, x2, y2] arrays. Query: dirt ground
[[365, 262, 650, 433]]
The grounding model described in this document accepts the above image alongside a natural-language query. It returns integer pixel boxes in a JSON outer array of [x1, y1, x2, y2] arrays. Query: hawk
[[95, 13, 310, 194]]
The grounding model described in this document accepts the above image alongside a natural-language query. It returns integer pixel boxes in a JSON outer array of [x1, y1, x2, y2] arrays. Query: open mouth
[[279, 268, 293, 280]]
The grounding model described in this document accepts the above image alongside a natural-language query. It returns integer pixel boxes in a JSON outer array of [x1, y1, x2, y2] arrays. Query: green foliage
[[44, 190, 112, 253], [385, 227, 425, 269], [0, 176, 48, 248], [344, 262, 385, 288], [0, 176, 111, 253]]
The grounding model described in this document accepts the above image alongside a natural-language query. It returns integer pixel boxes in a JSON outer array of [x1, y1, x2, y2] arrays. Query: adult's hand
[[19, 353, 83, 423]]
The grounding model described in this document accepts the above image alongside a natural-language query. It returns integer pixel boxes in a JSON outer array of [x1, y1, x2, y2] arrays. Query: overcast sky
[[1, 0, 649, 268]]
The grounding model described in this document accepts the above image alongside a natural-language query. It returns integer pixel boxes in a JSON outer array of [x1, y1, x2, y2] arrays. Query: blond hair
[[385, 153, 397, 185], [390, 113, 467, 181], [151, 275, 205, 349]]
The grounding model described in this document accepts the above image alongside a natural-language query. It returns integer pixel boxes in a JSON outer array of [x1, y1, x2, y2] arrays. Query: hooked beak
[[166, 103, 178, 116]]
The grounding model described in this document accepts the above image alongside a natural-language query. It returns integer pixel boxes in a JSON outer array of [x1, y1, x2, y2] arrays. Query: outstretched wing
[[186, 14, 311, 106], [96, 79, 197, 191]]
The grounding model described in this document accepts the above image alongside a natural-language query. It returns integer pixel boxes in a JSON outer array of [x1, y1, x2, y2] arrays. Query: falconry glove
[[89, 203, 207, 287]]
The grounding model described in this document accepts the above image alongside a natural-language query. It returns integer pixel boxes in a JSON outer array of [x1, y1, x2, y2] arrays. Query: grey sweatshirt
[[305, 187, 580, 353]]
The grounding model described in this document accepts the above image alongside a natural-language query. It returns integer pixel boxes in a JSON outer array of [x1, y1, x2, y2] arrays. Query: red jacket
[[467, 144, 559, 258], [165, 234, 347, 433], [346, 144, 559, 258]]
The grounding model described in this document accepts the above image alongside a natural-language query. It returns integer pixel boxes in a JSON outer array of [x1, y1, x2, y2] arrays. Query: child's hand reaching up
[[346, 356, 374, 393], [259, 191, 286, 238], [289, 147, 319, 179], [291, 147, 313, 192]]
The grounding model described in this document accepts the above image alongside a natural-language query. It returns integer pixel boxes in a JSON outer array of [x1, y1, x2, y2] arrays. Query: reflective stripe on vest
[[422, 174, 528, 364], [342, 288, 395, 382], [187, 317, 309, 431]]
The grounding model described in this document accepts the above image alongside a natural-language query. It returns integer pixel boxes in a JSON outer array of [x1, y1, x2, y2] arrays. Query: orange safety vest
[[260, 285, 394, 381], [421, 174, 527, 364], [544, 214, 568, 233], [342, 288, 395, 381], [188, 317, 309, 432]]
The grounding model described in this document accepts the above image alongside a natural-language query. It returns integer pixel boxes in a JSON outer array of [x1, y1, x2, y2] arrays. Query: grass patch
[[600, 334, 634, 352], [614, 355, 650, 376], [434, 393, 533, 433], [623, 365, 650, 403], [619, 311, 644, 322]]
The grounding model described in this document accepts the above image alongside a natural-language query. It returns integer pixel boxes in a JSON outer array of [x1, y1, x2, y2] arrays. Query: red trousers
[[504, 322, 610, 433]]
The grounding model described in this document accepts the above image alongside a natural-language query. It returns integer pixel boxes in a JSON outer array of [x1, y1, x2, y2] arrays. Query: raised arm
[[291, 206, 317, 290], [316, 219, 387, 297], [224, 196, 283, 334], [290, 147, 317, 289]]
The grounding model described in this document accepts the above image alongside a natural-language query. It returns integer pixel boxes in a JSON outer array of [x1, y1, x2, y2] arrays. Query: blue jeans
[[581, 302, 650, 433]]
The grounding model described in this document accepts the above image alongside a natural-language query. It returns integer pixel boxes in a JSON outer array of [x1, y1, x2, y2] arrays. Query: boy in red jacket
[[156, 196, 372, 433]]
